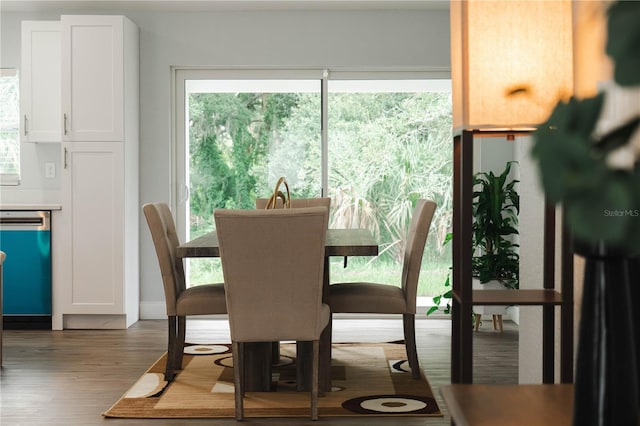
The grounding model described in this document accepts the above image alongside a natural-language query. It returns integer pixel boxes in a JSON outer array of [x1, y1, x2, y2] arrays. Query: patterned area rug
[[103, 342, 442, 418]]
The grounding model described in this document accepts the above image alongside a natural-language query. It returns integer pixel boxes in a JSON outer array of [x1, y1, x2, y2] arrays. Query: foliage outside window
[[0, 69, 20, 185], [185, 80, 453, 298], [326, 89, 453, 296]]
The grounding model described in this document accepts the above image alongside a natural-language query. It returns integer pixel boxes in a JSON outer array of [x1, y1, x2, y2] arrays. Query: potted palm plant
[[428, 162, 519, 318], [472, 161, 519, 289], [471, 161, 519, 329]]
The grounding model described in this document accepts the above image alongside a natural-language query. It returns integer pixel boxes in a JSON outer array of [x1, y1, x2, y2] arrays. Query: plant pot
[[472, 278, 507, 331], [572, 240, 639, 426]]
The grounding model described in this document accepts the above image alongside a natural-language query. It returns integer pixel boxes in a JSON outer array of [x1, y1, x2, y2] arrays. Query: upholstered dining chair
[[143, 203, 227, 381], [328, 199, 437, 379], [215, 207, 329, 421], [255, 197, 331, 210], [256, 197, 331, 362]]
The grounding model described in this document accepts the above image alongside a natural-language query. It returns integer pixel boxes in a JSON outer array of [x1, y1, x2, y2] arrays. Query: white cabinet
[[61, 15, 138, 142], [59, 142, 138, 328], [60, 143, 123, 314], [52, 15, 139, 330], [20, 21, 61, 143]]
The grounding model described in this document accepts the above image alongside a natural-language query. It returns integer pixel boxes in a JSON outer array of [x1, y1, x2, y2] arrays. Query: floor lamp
[[449, 0, 574, 385]]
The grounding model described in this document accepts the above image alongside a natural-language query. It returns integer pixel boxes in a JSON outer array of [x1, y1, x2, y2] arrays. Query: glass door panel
[[176, 73, 453, 298], [184, 79, 321, 286], [326, 80, 453, 297]]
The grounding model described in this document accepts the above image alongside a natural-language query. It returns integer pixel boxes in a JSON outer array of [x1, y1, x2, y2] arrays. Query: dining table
[[176, 227, 379, 392]]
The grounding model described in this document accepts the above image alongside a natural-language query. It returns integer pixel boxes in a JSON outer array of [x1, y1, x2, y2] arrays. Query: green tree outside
[[186, 89, 452, 297]]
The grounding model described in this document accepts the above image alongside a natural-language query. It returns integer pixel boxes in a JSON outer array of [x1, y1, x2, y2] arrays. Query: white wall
[[0, 6, 451, 308], [515, 136, 546, 383]]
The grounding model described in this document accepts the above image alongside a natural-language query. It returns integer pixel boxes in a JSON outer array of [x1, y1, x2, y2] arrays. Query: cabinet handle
[[24, 115, 28, 136], [64, 147, 68, 169], [63, 113, 68, 136]]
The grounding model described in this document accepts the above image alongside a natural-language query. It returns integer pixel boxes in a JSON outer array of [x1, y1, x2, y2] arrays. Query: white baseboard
[[63, 314, 129, 329], [138, 301, 520, 324], [139, 301, 166, 320]]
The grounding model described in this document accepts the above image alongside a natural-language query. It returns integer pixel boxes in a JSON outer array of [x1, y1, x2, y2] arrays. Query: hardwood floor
[[0, 317, 518, 425]]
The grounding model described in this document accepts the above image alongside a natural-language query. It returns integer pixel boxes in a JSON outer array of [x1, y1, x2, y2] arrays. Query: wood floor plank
[[0, 318, 518, 425]]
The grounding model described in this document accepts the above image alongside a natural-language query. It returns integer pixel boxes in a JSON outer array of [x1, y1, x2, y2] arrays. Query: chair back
[[215, 207, 328, 342], [401, 199, 437, 313], [143, 203, 185, 316], [255, 197, 331, 210]]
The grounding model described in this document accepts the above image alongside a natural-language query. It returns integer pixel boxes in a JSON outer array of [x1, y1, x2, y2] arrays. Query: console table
[[451, 130, 575, 384], [441, 384, 574, 426]]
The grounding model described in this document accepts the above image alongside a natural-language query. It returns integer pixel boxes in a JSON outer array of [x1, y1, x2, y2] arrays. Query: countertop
[[0, 204, 62, 211]]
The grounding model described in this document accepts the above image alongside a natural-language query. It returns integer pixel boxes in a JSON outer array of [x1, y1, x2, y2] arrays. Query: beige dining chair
[[255, 197, 331, 210], [143, 203, 227, 381], [256, 197, 331, 358], [214, 207, 329, 421], [328, 199, 437, 379]]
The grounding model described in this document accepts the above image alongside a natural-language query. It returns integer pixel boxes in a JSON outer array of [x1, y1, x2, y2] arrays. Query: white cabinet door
[[20, 21, 61, 143], [60, 142, 125, 314], [61, 15, 124, 141]]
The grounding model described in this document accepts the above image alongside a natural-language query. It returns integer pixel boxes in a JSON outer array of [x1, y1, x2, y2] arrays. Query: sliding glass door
[[174, 69, 452, 299], [326, 79, 453, 297], [175, 70, 322, 286]]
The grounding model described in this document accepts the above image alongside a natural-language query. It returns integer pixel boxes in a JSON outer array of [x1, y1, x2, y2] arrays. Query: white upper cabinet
[[21, 21, 61, 143], [61, 15, 137, 142]]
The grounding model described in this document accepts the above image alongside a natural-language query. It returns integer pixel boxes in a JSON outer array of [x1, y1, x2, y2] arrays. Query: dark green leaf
[[606, 1, 640, 86]]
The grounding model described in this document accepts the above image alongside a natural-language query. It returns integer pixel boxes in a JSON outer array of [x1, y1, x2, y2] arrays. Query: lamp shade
[[450, 0, 574, 132], [573, 0, 611, 98]]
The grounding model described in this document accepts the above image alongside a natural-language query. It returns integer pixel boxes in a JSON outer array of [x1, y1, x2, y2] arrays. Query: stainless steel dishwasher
[[0, 210, 52, 329]]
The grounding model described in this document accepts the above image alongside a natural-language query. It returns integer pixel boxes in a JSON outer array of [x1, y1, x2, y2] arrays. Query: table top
[[177, 228, 378, 258], [440, 384, 573, 426]]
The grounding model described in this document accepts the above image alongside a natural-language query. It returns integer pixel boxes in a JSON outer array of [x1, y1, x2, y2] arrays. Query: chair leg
[[296, 341, 306, 392], [232, 341, 244, 421], [271, 341, 280, 364], [311, 340, 319, 421], [474, 314, 482, 332], [165, 316, 178, 382], [175, 316, 186, 372], [403, 314, 420, 379]]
